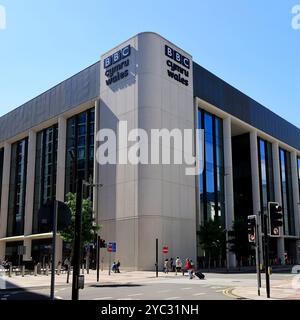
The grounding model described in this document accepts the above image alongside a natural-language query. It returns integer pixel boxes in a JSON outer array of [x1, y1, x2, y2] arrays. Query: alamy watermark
[[95, 121, 204, 176], [292, 5, 300, 30], [0, 5, 6, 30]]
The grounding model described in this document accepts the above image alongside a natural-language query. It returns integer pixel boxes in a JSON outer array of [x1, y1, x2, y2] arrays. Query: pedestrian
[[164, 258, 169, 274], [172, 258, 176, 272], [116, 260, 121, 273], [183, 258, 189, 276], [64, 257, 70, 272], [189, 259, 195, 279], [175, 256, 182, 275]]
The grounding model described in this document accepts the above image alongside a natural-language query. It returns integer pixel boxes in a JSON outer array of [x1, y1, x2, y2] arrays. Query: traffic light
[[99, 238, 107, 248], [268, 202, 283, 237], [247, 215, 257, 243]]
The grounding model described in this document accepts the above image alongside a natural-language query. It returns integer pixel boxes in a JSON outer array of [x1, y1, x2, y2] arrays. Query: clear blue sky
[[1, 0, 299, 127]]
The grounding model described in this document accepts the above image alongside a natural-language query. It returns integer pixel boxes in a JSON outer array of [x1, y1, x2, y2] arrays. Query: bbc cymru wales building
[[0, 32, 300, 270]]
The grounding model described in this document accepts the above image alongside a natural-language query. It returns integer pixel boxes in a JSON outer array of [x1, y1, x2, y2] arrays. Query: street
[[0, 271, 298, 300]]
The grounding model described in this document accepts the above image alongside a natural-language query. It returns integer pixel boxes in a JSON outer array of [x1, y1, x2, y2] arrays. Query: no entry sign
[[162, 246, 168, 254]]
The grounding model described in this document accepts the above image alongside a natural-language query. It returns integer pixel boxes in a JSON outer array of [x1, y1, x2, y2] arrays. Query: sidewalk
[[0, 270, 162, 291], [229, 278, 300, 300]]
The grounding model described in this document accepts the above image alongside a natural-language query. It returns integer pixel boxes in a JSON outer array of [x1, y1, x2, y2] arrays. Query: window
[[0, 148, 3, 210], [7, 138, 28, 236], [258, 138, 275, 215], [297, 157, 300, 199], [198, 109, 225, 225], [279, 148, 295, 236], [65, 108, 95, 197], [33, 125, 58, 234]]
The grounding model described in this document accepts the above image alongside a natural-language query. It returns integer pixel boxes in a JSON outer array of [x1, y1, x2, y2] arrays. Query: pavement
[[1, 269, 300, 300]]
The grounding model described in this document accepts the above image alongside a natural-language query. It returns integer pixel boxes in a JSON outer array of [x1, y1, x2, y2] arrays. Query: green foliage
[[198, 219, 226, 264], [228, 218, 253, 265], [60, 192, 101, 246]]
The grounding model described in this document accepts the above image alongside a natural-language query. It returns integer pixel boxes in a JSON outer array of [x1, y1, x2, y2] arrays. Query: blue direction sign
[[108, 242, 117, 253]]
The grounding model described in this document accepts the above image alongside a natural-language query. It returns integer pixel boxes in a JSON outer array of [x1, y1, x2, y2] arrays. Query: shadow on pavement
[[0, 277, 50, 300], [90, 284, 143, 288]]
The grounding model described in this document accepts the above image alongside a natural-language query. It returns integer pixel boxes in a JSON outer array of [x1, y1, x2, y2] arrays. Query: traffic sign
[[162, 246, 168, 254], [107, 242, 116, 253]]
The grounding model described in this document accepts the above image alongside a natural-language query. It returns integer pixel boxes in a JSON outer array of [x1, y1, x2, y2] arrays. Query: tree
[[61, 192, 101, 261], [198, 219, 226, 269], [228, 218, 254, 268]]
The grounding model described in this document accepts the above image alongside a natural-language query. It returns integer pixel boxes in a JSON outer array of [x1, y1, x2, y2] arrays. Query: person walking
[[164, 258, 169, 274], [175, 257, 182, 275]]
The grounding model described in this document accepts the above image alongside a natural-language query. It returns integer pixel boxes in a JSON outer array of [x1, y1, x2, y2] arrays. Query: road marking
[[211, 286, 223, 289], [94, 297, 113, 300], [193, 293, 205, 296], [128, 293, 143, 297], [165, 296, 181, 300], [181, 287, 192, 290]]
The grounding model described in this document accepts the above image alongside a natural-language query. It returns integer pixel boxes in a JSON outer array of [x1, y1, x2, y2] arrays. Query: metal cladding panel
[[193, 62, 300, 150], [0, 62, 100, 143]]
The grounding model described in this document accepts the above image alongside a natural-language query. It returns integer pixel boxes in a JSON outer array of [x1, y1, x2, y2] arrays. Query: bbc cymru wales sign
[[104, 45, 131, 86], [165, 45, 190, 86]]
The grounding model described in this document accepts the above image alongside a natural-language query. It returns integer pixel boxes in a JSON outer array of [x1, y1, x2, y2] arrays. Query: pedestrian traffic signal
[[247, 215, 257, 243], [99, 239, 107, 248], [268, 202, 283, 237]]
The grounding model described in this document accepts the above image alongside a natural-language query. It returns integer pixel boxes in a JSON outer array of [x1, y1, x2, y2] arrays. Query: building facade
[[0, 32, 300, 270]]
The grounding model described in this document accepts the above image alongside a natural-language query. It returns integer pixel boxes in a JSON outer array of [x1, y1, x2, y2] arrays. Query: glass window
[[297, 157, 300, 200], [279, 148, 295, 236], [65, 108, 95, 197], [198, 109, 225, 226], [258, 138, 274, 218], [33, 125, 58, 234], [0, 148, 3, 210], [7, 138, 28, 236]]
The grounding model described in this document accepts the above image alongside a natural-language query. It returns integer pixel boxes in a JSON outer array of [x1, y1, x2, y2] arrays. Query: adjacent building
[[0, 32, 299, 270]]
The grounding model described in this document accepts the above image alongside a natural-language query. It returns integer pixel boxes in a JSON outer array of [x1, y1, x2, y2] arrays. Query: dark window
[[258, 138, 275, 216], [33, 125, 58, 234], [232, 133, 253, 219], [198, 109, 225, 226], [298, 157, 300, 200], [65, 108, 95, 197], [7, 138, 28, 236], [0, 148, 4, 210], [279, 148, 295, 235]]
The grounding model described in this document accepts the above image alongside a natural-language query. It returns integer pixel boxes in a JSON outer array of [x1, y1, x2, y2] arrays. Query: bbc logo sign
[[165, 45, 190, 69], [0, 5, 6, 30], [104, 45, 131, 69]]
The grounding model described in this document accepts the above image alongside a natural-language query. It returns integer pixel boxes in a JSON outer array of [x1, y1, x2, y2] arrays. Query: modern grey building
[[0, 32, 300, 270]]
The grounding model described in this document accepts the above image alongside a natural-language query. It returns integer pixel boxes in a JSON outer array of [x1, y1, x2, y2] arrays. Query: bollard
[[21, 265, 25, 277], [34, 265, 37, 276], [57, 264, 61, 276], [9, 265, 12, 277], [37, 263, 41, 275]]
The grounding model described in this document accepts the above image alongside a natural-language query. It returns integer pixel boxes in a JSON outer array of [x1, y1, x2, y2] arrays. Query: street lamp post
[[71, 176, 83, 301], [82, 178, 103, 282]]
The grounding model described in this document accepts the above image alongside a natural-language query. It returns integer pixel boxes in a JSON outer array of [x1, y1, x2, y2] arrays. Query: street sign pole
[[96, 236, 100, 282], [50, 200, 58, 300], [156, 238, 158, 278], [264, 211, 271, 298], [255, 217, 261, 297], [72, 177, 83, 301], [108, 251, 111, 276]]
